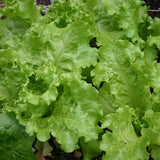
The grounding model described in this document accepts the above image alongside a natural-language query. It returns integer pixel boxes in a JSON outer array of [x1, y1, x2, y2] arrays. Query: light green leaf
[[92, 39, 150, 111], [100, 107, 149, 160], [46, 0, 93, 28], [150, 145, 160, 160], [87, 0, 149, 42], [79, 138, 101, 160], [1, 0, 160, 158], [16, 78, 102, 152], [50, 79, 102, 152], [1, 0, 40, 22], [147, 36, 160, 49], [148, 17, 160, 36], [142, 110, 160, 145]]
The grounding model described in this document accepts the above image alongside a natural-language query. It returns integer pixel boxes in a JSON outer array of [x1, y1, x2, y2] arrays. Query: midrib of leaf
[[110, 48, 140, 108]]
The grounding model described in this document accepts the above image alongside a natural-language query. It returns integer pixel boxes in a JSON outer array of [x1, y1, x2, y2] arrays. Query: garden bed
[[144, 0, 160, 17]]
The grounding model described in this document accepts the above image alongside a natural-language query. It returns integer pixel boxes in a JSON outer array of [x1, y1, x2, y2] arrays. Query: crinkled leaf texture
[[150, 145, 160, 160], [141, 110, 160, 160], [0, 0, 102, 152], [1, 0, 160, 159], [142, 110, 160, 145], [79, 138, 101, 160], [13, 20, 102, 152], [92, 39, 150, 113], [17, 78, 102, 152], [0, 112, 36, 160], [100, 107, 149, 160]]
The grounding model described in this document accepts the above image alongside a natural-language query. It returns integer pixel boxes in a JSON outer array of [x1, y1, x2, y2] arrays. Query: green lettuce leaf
[[0, 51, 27, 109], [46, 0, 94, 28], [79, 138, 101, 160], [100, 107, 149, 160], [1, 0, 103, 152], [148, 17, 160, 36], [150, 145, 160, 160], [92, 39, 150, 112], [142, 110, 160, 145], [0, 112, 36, 160], [0, 0, 40, 22], [1, 0, 160, 158], [142, 110, 160, 160], [86, 0, 149, 42], [16, 78, 102, 152]]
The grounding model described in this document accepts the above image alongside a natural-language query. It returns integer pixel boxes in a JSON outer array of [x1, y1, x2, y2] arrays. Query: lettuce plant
[[1, 0, 160, 159]]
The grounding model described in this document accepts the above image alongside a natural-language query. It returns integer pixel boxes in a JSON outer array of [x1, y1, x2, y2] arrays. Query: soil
[[36, 0, 51, 5], [45, 137, 83, 160], [144, 0, 160, 18], [144, 0, 160, 9], [32, 136, 104, 160], [33, 137, 83, 160]]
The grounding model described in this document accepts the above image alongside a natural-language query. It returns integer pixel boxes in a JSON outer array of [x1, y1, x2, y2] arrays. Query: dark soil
[[36, 0, 51, 5], [144, 0, 160, 9], [46, 137, 83, 160], [33, 137, 84, 160], [33, 136, 104, 160], [144, 0, 160, 18]]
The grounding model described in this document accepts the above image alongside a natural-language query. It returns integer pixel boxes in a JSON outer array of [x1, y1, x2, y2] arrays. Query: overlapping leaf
[[1, 0, 160, 159], [100, 107, 149, 160], [0, 112, 36, 160]]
